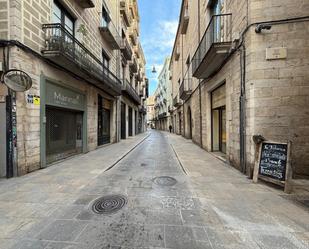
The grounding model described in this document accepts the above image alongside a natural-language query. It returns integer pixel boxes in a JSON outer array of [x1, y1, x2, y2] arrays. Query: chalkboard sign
[[259, 142, 288, 181]]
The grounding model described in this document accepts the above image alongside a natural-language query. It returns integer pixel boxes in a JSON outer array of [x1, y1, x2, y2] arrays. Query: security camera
[[255, 24, 272, 33]]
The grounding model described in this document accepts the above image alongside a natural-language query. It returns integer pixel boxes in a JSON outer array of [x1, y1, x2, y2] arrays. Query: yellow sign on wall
[[33, 96, 40, 105]]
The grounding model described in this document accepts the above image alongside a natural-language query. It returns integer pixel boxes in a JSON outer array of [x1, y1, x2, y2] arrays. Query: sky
[[138, 0, 181, 96]]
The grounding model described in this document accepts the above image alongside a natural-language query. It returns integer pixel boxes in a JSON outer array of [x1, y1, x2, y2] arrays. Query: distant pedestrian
[[169, 125, 173, 133]]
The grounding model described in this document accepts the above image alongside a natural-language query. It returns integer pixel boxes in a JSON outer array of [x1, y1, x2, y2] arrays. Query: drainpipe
[[239, 44, 246, 174], [197, 0, 203, 147]]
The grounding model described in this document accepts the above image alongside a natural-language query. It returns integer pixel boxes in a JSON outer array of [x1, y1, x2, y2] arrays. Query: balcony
[[138, 105, 147, 114], [180, 5, 189, 34], [180, 66, 193, 100], [129, 57, 138, 73], [139, 87, 144, 97], [120, 37, 132, 60], [120, 0, 131, 27], [192, 14, 232, 79], [122, 79, 141, 104], [128, 26, 138, 46], [173, 95, 182, 107], [42, 23, 122, 96], [158, 112, 167, 119], [168, 105, 173, 113], [99, 19, 121, 49], [76, 0, 95, 8], [175, 45, 180, 61]]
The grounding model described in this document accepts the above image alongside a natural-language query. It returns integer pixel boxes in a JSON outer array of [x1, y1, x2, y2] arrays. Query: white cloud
[[142, 20, 178, 61]]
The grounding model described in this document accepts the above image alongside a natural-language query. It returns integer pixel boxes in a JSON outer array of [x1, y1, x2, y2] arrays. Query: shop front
[[98, 95, 111, 146], [41, 78, 87, 167]]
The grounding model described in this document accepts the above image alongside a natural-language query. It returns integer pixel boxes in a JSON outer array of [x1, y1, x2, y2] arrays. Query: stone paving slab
[[0, 130, 308, 249]]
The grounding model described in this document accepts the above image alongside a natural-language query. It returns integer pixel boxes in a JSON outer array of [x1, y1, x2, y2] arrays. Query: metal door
[[46, 107, 82, 164], [121, 103, 126, 139], [128, 107, 133, 136]]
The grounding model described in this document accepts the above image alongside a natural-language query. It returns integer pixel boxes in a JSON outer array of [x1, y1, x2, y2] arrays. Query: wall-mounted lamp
[[255, 24, 272, 33]]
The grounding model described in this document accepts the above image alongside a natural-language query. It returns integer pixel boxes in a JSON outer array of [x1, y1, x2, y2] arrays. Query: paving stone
[[36, 220, 88, 242], [165, 225, 211, 249]]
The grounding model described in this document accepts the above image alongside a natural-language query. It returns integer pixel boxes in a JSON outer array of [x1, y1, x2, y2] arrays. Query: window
[[102, 50, 110, 69], [102, 5, 110, 27], [52, 1, 74, 35]]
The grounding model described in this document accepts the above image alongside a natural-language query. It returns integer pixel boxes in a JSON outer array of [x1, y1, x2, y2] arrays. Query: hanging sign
[[1, 70, 32, 92]]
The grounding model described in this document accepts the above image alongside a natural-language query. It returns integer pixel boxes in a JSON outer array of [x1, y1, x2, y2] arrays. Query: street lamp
[[151, 65, 157, 73]]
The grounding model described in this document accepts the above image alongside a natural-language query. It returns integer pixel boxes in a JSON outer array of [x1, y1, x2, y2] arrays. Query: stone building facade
[[0, 0, 148, 177], [170, 0, 309, 180], [154, 57, 172, 131], [146, 95, 155, 129]]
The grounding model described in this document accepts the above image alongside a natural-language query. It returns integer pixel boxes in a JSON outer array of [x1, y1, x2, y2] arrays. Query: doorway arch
[[187, 107, 192, 139]]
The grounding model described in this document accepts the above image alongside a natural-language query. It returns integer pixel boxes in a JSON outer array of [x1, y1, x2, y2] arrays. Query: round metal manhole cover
[[91, 195, 127, 215], [153, 176, 177, 186]]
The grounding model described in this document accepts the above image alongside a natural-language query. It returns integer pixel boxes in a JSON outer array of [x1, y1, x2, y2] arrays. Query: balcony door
[[52, 1, 74, 35], [210, 0, 224, 43]]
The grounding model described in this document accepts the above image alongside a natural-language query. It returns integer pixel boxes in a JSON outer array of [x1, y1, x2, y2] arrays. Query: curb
[[170, 143, 188, 175], [104, 133, 151, 172]]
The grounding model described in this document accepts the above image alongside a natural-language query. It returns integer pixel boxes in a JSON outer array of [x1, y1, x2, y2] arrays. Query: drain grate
[[91, 195, 127, 215], [153, 176, 177, 186]]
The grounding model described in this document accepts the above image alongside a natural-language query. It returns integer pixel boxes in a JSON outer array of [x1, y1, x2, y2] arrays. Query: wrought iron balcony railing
[[129, 56, 138, 73], [158, 112, 167, 119], [120, 0, 131, 27], [138, 105, 147, 114], [122, 79, 141, 104], [120, 37, 132, 60], [180, 66, 193, 100], [192, 14, 232, 79], [99, 19, 121, 49], [173, 95, 182, 107], [42, 23, 122, 95]]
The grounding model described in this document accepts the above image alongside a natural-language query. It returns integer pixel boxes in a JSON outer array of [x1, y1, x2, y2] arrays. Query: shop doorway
[[212, 106, 226, 153], [187, 107, 192, 139], [128, 107, 133, 136], [211, 84, 226, 154], [178, 113, 182, 134], [121, 102, 126, 139], [46, 107, 83, 164], [98, 95, 111, 146]]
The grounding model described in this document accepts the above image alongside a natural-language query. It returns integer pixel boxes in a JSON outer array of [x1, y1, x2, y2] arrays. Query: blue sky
[[138, 0, 181, 96]]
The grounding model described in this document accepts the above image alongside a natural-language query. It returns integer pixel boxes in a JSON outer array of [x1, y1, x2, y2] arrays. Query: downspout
[[239, 44, 246, 174], [197, 0, 203, 147]]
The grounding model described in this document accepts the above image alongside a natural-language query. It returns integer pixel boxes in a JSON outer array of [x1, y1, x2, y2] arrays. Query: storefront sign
[[46, 81, 85, 111]]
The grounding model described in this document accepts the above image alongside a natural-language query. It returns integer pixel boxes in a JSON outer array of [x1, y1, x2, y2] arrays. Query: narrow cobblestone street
[[0, 130, 308, 249]]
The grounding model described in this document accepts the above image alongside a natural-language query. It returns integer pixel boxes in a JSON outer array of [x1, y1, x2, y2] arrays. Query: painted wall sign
[[45, 81, 85, 111]]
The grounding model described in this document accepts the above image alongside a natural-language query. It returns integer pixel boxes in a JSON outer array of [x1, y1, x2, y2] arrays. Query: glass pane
[[52, 3, 61, 23], [65, 15, 74, 34]]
